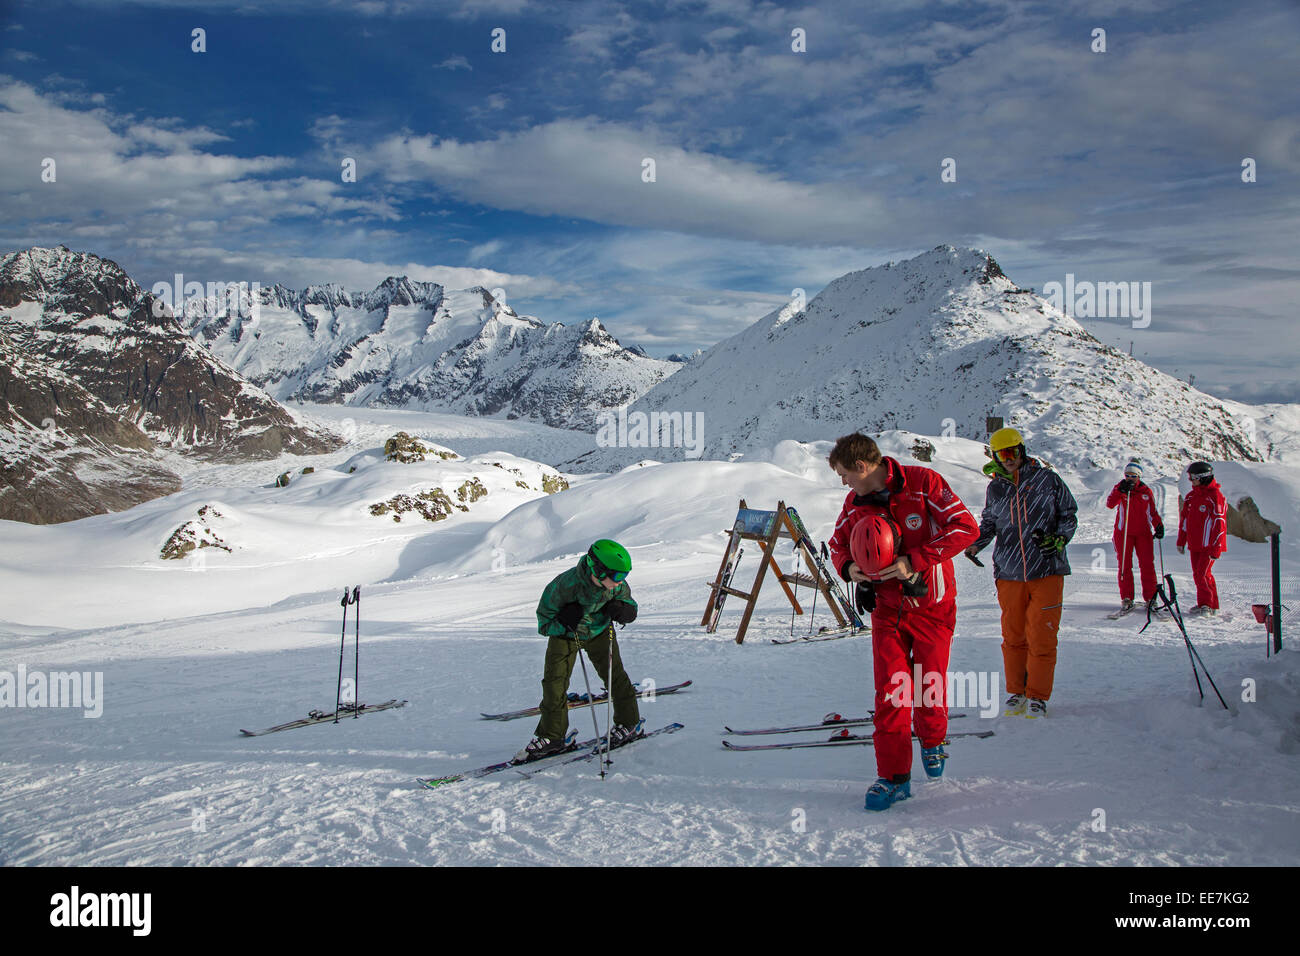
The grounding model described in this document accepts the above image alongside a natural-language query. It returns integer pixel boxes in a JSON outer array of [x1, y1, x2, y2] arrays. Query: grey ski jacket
[[971, 458, 1078, 581]]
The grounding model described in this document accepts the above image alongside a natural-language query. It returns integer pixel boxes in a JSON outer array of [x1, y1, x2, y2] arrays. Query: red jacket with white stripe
[[828, 457, 979, 611], [1106, 480, 1163, 540], [1177, 480, 1227, 557]]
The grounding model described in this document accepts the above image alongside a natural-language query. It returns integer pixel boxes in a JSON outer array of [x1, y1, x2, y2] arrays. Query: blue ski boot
[[864, 777, 911, 811], [921, 743, 948, 778]]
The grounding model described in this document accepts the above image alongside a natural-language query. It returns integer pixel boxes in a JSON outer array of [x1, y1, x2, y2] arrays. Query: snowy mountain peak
[[570, 245, 1265, 472], [182, 275, 675, 430], [0, 246, 338, 521]]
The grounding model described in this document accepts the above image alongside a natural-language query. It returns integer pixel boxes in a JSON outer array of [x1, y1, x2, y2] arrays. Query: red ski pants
[[996, 576, 1064, 701], [870, 600, 956, 781], [1115, 532, 1157, 602], [1189, 550, 1220, 609]]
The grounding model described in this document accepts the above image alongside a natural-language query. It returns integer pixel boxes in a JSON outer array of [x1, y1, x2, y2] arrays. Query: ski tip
[[238, 730, 254, 737]]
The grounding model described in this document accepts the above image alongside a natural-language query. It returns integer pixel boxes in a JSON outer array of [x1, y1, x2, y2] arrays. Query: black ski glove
[[901, 573, 929, 598], [855, 582, 875, 614], [606, 600, 637, 624], [1154, 524, 1165, 539], [1118, 478, 1135, 494], [557, 602, 584, 630], [1031, 530, 1067, 555]]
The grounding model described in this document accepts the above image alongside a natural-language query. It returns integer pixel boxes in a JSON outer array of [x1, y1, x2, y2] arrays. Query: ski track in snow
[[1, 410, 1298, 866]]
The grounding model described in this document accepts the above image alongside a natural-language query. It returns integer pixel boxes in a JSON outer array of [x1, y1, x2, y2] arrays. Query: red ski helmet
[[850, 513, 898, 576]]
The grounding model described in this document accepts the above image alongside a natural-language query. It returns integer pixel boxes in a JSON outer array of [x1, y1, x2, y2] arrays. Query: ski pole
[[605, 640, 614, 776], [1145, 575, 1228, 710], [1165, 575, 1229, 710], [335, 588, 350, 722], [807, 547, 819, 634], [352, 585, 361, 716], [1121, 487, 1132, 604], [576, 645, 608, 779]]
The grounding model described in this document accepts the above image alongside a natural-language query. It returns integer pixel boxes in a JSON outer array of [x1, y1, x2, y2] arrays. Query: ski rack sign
[[702, 499, 858, 644]]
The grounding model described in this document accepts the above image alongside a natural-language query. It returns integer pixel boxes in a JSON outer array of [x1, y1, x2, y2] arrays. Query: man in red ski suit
[[1177, 461, 1227, 613], [827, 433, 978, 810], [1106, 461, 1165, 612]]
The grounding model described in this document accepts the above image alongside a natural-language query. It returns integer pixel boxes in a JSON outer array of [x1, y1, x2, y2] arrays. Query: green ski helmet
[[586, 539, 631, 583]]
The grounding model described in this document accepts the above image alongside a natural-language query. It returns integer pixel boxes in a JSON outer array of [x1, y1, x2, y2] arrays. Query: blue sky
[[1, 0, 1298, 402]]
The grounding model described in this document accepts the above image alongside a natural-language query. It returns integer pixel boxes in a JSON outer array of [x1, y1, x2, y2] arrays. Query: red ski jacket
[[1106, 480, 1163, 540], [828, 457, 979, 610], [1177, 480, 1227, 556]]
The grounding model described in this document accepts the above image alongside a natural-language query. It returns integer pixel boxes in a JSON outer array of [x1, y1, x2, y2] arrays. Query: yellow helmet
[[989, 427, 1024, 453]]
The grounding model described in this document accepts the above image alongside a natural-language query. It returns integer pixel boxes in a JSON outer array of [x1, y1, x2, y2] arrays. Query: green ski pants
[[534, 627, 640, 741]]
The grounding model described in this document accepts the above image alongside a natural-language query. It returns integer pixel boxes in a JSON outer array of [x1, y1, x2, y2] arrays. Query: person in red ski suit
[[1106, 461, 1165, 612], [826, 433, 979, 810], [1176, 461, 1227, 614]]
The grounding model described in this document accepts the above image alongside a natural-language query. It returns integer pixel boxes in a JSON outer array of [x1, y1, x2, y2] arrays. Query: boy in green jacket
[[515, 539, 643, 763]]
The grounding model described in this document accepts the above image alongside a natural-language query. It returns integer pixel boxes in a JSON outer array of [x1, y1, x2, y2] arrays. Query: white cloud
[[369, 118, 886, 245], [0, 79, 395, 226]]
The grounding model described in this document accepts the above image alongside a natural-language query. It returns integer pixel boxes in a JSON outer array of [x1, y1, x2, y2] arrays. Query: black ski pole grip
[[965, 551, 984, 567]]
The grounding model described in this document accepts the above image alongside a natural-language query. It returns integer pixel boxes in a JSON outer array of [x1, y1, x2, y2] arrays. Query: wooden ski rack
[[702, 499, 855, 644]]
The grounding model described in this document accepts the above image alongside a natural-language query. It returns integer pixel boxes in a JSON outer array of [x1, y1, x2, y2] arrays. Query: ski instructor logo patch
[[906, 514, 923, 530]]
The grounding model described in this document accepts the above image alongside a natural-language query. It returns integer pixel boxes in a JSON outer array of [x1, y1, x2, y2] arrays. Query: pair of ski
[[1107, 603, 1164, 621], [721, 711, 991, 751], [771, 625, 869, 645], [239, 698, 408, 737], [479, 680, 692, 721], [419, 723, 685, 789]]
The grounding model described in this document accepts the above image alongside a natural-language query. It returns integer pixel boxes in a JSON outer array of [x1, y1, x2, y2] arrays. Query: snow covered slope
[[1, 407, 1296, 867], [568, 246, 1273, 473], [184, 280, 676, 431]]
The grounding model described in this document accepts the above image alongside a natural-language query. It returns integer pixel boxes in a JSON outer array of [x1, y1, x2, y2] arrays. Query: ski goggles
[[589, 557, 628, 583], [995, 446, 1021, 462]]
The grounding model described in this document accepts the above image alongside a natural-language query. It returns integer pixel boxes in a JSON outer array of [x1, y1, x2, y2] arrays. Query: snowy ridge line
[[572, 245, 1281, 472]]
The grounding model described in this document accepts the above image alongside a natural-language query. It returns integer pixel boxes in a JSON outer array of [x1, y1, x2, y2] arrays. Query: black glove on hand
[[1118, 478, 1135, 494], [606, 600, 637, 624], [1154, 524, 1165, 539], [557, 602, 583, 630], [1031, 530, 1066, 555], [901, 573, 929, 598], [855, 582, 875, 614]]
